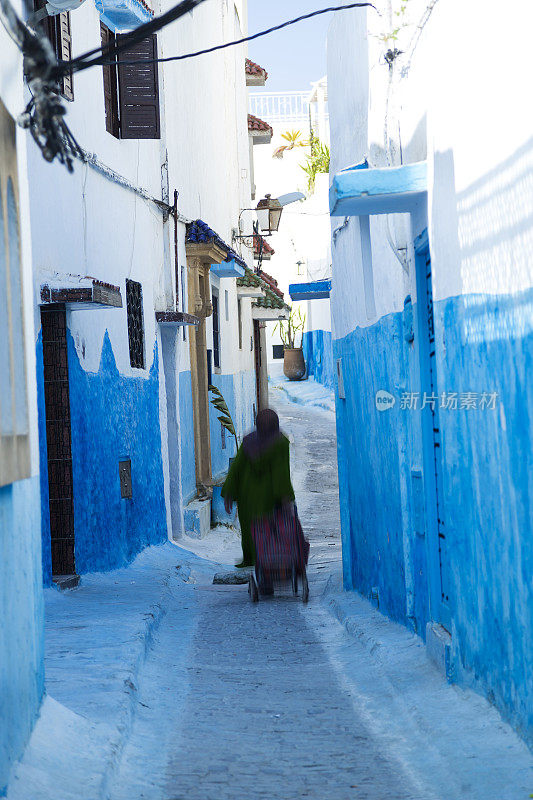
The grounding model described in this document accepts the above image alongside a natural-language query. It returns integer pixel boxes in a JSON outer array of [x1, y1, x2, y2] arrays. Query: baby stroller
[[248, 505, 309, 603]]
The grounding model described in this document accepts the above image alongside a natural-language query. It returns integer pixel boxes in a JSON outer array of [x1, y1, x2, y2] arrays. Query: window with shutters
[[33, 0, 73, 100], [100, 25, 160, 140], [0, 99, 30, 487], [126, 279, 145, 369], [101, 23, 120, 137], [212, 290, 220, 369]]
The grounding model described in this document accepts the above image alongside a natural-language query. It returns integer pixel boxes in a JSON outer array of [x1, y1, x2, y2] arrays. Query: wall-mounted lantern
[[255, 194, 283, 235]]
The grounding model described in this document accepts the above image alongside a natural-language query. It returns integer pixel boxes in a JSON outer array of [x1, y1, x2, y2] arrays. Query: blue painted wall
[[209, 370, 255, 484], [38, 330, 167, 582], [179, 370, 196, 505], [36, 333, 52, 586], [0, 476, 44, 796], [210, 372, 237, 483], [334, 286, 533, 746], [303, 329, 335, 389]]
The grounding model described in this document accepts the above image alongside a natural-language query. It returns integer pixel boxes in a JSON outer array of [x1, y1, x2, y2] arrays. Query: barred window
[[126, 279, 145, 369], [0, 99, 30, 487]]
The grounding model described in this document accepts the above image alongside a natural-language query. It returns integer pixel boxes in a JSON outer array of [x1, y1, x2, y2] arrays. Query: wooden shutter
[[100, 23, 120, 137], [117, 34, 160, 139], [58, 13, 74, 101]]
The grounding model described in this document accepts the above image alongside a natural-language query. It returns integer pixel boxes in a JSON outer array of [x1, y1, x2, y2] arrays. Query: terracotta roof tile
[[257, 270, 284, 299], [245, 58, 268, 79], [253, 234, 275, 259], [247, 114, 273, 135]]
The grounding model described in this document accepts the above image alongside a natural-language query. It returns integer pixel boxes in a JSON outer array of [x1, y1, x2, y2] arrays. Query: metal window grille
[[126, 279, 145, 368], [272, 344, 284, 360]]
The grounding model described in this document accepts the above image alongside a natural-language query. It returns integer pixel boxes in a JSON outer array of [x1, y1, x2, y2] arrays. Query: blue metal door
[[415, 230, 451, 629]]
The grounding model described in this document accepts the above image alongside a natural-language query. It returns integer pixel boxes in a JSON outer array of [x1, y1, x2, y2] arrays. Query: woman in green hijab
[[222, 408, 295, 568]]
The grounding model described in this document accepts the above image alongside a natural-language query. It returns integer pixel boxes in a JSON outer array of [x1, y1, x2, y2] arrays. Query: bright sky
[[247, 1, 331, 92]]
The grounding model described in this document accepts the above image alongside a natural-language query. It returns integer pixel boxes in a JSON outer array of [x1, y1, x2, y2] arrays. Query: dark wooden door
[[253, 319, 261, 410], [41, 307, 76, 576]]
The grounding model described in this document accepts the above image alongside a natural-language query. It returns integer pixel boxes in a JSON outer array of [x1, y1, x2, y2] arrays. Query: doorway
[[41, 306, 76, 577], [414, 230, 451, 629]]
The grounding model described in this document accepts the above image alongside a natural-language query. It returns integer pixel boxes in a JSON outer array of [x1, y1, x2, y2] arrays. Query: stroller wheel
[[301, 571, 309, 604], [249, 574, 259, 603]]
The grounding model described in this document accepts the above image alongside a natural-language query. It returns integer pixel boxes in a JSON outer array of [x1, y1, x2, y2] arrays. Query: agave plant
[[208, 385, 239, 453]]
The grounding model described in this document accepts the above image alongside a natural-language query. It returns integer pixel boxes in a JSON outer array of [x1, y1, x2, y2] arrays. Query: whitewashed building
[[0, 6, 44, 788], [249, 82, 333, 383], [327, 0, 533, 745], [25, 0, 283, 578]]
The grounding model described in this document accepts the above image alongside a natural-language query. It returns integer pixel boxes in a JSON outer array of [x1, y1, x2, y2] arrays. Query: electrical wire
[[53, 0, 206, 78], [54, 2, 378, 78]]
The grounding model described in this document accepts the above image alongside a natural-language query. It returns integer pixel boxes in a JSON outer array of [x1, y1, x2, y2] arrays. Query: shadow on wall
[[457, 136, 533, 300]]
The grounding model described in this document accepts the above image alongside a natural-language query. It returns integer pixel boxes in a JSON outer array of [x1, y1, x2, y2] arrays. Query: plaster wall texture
[[327, 0, 533, 744], [0, 25, 44, 793]]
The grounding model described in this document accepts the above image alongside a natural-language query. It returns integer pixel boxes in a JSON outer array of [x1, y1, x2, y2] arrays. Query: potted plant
[[274, 307, 307, 381]]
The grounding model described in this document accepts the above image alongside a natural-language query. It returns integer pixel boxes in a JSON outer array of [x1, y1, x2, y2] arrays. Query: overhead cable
[[53, 0, 207, 78], [54, 2, 377, 77]]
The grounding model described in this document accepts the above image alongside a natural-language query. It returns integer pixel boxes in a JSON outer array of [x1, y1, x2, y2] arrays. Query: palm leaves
[[272, 129, 308, 159], [208, 385, 239, 453]]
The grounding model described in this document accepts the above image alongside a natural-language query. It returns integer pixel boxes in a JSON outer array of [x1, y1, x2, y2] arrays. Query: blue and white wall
[[27, 0, 169, 579], [0, 17, 44, 792], [164, 0, 258, 499], [328, 0, 532, 744]]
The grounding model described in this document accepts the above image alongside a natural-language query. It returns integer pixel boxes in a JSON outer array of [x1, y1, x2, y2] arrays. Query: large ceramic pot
[[283, 348, 306, 381]]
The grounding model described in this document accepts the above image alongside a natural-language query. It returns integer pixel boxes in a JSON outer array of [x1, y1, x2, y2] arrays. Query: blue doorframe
[[414, 229, 452, 630]]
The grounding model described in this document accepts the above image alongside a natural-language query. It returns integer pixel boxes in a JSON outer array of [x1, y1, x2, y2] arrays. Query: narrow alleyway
[[107, 391, 422, 800], [103, 388, 532, 800]]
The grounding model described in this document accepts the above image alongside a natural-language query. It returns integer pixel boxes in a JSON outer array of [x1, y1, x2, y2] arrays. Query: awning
[[40, 279, 122, 308], [94, 0, 153, 33], [330, 161, 427, 217], [289, 279, 331, 301], [210, 259, 245, 279], [155, 311, 199, 327], [252, 306, 289, 322]]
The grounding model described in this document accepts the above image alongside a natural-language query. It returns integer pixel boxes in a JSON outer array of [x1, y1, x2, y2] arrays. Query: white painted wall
[[250, 91, 332, 363], [1, 0, 40, 472], [327, 0, 533, 341], [24, 0, 257, 534]]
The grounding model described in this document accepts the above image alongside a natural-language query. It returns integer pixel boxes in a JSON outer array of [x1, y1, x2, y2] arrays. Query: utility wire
[[54, 2, 377, 77], [53, 0, 207, 78]]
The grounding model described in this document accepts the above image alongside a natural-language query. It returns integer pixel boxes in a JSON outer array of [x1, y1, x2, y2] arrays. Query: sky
[[247, 1, 331, 92]]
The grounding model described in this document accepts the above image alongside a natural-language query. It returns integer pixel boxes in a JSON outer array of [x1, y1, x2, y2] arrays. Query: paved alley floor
[[9, 386, 532, 800], [106, 389, 532, 800]]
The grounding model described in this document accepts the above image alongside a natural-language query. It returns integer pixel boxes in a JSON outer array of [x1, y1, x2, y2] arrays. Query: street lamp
[[255, 194, 283, 235]]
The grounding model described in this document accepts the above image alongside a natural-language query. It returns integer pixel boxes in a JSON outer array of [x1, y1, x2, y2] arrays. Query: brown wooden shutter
[[58, 13, 73, 100], [117, 34, 160, 139], [100, 23, 120, 137]]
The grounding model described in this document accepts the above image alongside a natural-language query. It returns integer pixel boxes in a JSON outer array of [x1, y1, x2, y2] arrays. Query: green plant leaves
[[208, 385, 239, 449]]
